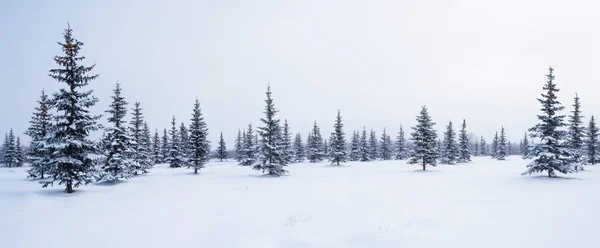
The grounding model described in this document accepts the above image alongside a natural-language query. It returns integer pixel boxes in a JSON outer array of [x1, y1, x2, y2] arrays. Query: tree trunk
[[337, 160, 340, 166], [194, 168, 198, 174], [41, 172, 44, 179], [66, 181, 73, 194]]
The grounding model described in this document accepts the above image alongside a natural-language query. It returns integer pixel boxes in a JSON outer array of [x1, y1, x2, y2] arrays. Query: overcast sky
[[2, 0, 600, 146]]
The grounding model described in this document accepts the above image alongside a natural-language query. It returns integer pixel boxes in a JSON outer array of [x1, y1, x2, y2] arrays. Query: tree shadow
[[34, 188, 83, 197], [529, 175, 582, 180], [95, 180, 128, 186]]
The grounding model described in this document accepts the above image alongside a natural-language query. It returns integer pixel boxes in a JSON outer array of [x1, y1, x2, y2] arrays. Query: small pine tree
[[523, 66, 574, 177], [380, 128, 392, 160], [349, 131, 361, 161], [26, 90, 53, 178], [479, 136, 488, 156], [293, 133, 304, 162], [329, 110, 347, 165], [167, 116, 183, 168], [216, 132, 227, 161], [234, 130, 243, 162], [240, 124, 258, 166], [408, 106, 438, 170], [97, 83, 136, 182], [281, 120, 293, 164], [253, 86, 287, 176], [188, 99, 210, 173], [129, 102, 152, 174], [491, 132, 499, 158], [567, 93, 586, 168], [496, 126, 507, 160], [586, 116, 599, 164], [359, 128, 370, 161], [15, 137, 24, 167], [440, 121, 458, 165], [395, 126, 409, 160], [457, 119, 471, 163], [161, 128, 169, 163], [521, 132, 530, 159], [179, 123, 190, 167], [307, 121, 325, 163], [474, 138, 480, 156], [152, 129, 162, 164], [368, 130, 378, 160]]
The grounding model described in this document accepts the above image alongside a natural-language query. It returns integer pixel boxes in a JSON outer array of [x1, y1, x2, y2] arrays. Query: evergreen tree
[[359, 128, 370, 161], [349, 130, 361, 161], [474, 139, 480, 156], [369, 130, 378, 160], [240, 124, 257, 166], [0, 133, 7, 165], [293, 133, 305, 162], [329, 110, 347, 165], [26, 90, 53, 178], [408, 106, 438, 170], [380, 128, 392, 160], [395, 126, 409, 160], [440, 121, 458, 164], [129, 102, 152, 174], [15, 137, 24, 167], [307, 121, 324, 162], [253, 86, 287, 176], [480, 136, 488, 156], [523, 66, 575, 177], [42, 25, 101, 193], [567, 93, 586, 168], [281, 120, 293, 164], [521, 132, 530, 158], [457, 119, 471, 162], [496, 126, 507, 160], [167, 116, 183, 168], [586, 116, 599, 164], [152, 129, 162, 164], [188, 99, 210, 173], [491, 132, 499, 158], [179, 123, 190, 167], [235, 130, 243, 162], [142, 122, 153, 166], [508, 141, 513, 156], [161, 128, 169, 163], [97, 83, 136, 182], [216, 132, 227, 161], [323, 139, 330, 158]]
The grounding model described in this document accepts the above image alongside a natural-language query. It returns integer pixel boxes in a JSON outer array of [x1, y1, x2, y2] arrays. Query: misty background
[[1, 0, 599, 146]]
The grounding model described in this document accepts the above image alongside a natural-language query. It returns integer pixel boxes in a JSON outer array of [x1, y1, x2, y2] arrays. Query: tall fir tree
[[293, 133, 305, 162], [253, 86, 287, 176], [458, 119, 471, 162], [15, 137, 24, 167], [307, 121, 325, 162], [586, 116, 599, 164], [523, 66, 574, 177], [129, 102, 152, 174], [359, 128, 370, 161], [380, 128, 392, 160], [161, 128, 169, 163], [491, 132, 499, 158], [167, 116, 183, 168], [26, 90, 53, 178], [395, 125, 409, 160], [97, 83, 136, 182], [479, 136, 488, 156], [349, 130, 361, 161], [216, 132, 227, 161], [240, 124, 257, 166], [521, 132, 530, 159], [369, 130, 378, 160], [179, 123, 190, 167], [496, 126, 507, 160], [408, 106, 438, 170], [152, 129, 162, 164], [142, 122, 153, 166], [42, 25, 101, 193], [0, 133, 7, 165], [329, 110, 347, 165], [567, 93, 586, 168], [440, 121, 458, 165], [281, 120, 293, 164], [235, 130, 243, 162], [188, 99, 210, 173]]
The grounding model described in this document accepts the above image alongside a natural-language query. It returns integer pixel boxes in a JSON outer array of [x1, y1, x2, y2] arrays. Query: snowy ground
[[1, 157, 598, 248]]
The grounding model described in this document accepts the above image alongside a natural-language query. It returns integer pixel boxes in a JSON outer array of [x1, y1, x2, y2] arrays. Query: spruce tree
[[491, 132, 499, 158], [188, 99, 210, 173], [15, 137, 24, 167], [323, 139, 330, 158], [253, 86, 287, 176], [293, 133, 305, 162], [567, 93, 586, 168], [368, 130, 379, 160], [349, 130, 361, 161], [26, 90, 53, 178], [458, 119, 471, 162], [142, 122, 153, 167], [1, 133, 10, 166], [167, 116, 183, 168], [97, 83, 136, 182], [480, 136, 488, 156], [440, 121, 458, 164], [129, 102, 152, 174], [408, 106, 438, 170], [161, 128, 169, 163], [380, 128, 392, 160], [307, 121, 324, 162], [586, 116, 599, 164], [496, 126, 507, 160], [240, 124, 257, 166], [507, 141, 513, 156], [523, 66, 574, 177], [235, 130, 243, 162], [179, 123, 190, 167], [474, 139, 480, 156], [359, 128, 370, 161], [329, 110, 347, 165], [42, 25, 101, 193], [281, 120, 293, 164], [216, 132, 227, 161], [395, 126, 408, 160], [521, 132, 530, 159], [152, 129, 162, 164]]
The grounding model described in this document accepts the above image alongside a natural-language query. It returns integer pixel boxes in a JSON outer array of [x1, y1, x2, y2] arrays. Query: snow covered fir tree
[[216, 132, 227, 161], [188, 99, 210, 173], [25, 90, 53, 178], [586, 116, 599, 164], [234, 130, 243, 162], [408, 106, 438, 170], [129, 101, 153, 174], [457, 119, 471, 163], [349, 131, 361, 161], [380, 128, 393, 160], [307, 121, 324, 163], [253, 86, 287, 176], [496, 126, 507, 160], [293, 133, 304, 162], [395, 126, 409, 160], [523, 67, 575, 177], [42, 24, 102, 193], [281, 120, 293, 164], [567, 93, 586, 169], [368, 130, 378, 160], [440, 121, 458, 165], [167, 116, 184, 168], [329, 110, 347, 165], [239, 124, 257, 166], [1, 129, 19, 168]]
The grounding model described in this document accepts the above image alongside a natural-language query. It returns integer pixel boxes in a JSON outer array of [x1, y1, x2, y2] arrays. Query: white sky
[[1, 0, 599, 146]]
